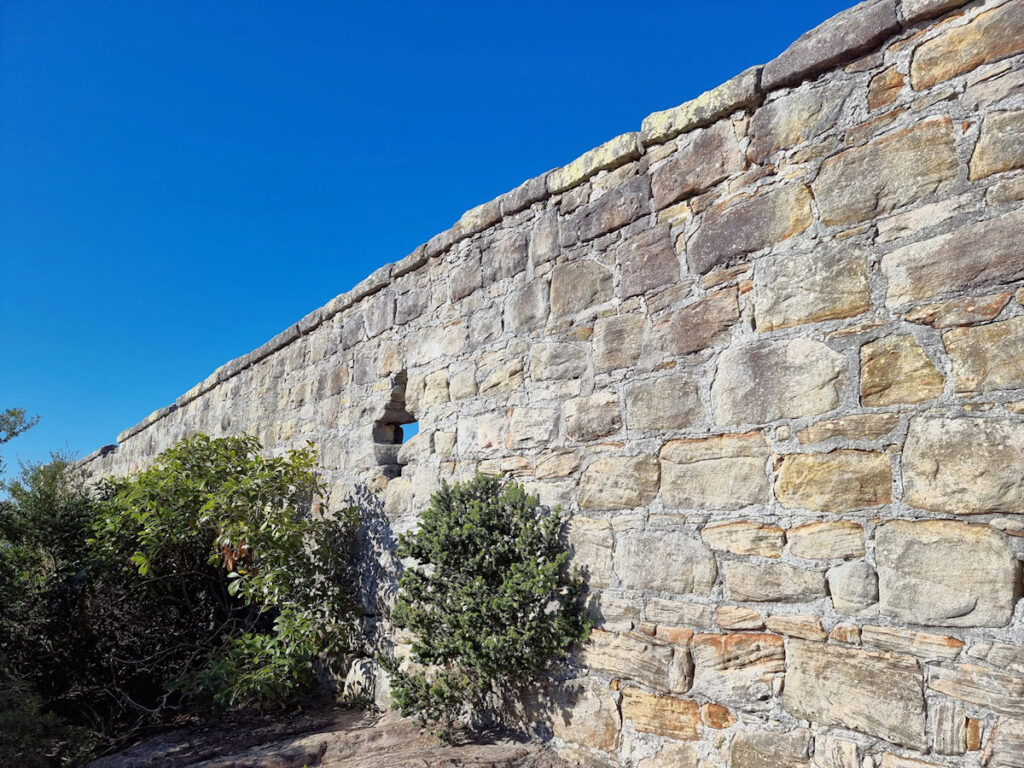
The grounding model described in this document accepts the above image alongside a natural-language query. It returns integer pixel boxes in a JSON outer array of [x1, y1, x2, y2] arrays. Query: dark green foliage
[[0, 434, 359, 764], [384, 474, 591, 740]]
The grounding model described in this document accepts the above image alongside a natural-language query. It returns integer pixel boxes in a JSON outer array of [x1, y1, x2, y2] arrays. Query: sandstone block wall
[[83, 0, 1024, 765]]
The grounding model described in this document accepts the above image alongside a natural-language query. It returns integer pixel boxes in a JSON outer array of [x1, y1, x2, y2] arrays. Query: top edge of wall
[[101, 0, 971, 454]]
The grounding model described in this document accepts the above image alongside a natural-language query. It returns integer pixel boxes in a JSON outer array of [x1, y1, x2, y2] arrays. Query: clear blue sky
[[0, 0, 853, 475]]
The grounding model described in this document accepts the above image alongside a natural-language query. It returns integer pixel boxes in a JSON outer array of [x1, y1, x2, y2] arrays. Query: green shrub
[[383, 474, 591, 740]]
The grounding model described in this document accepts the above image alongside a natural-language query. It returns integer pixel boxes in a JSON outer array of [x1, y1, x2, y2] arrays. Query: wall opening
[[373, 371, 416, 478]]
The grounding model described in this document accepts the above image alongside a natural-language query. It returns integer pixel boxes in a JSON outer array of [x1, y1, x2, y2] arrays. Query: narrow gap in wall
[[402, 421, 419, 442], [373, 370, 416, 478]]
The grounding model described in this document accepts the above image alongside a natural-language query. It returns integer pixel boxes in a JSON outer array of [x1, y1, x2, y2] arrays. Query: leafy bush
[[383, 474, 591, 740], [0, 434, 360, 762]]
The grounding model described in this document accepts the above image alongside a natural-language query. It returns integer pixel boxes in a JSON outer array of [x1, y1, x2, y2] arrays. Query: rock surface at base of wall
[[83, 0, 1024, 765]]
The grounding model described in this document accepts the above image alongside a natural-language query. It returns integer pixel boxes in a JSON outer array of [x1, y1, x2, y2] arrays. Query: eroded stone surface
[[701, 520, 785, 558], [722, 561, 826, 603], [660, 432, 771, 510], [929, 664, 1024, 718], [776, 450, 891, 513], [944, 316, 1024, 394], [749, 82, 850, 163], [689, 633, 785, 711], [579, 455, 660, 510], [730, 728, 811, 768], [860, 335, 945, 406], [787, 521, 865, 560], [651, 121, 744, 209], [625, 374, 705, 431], [615, 530, 717, 595]]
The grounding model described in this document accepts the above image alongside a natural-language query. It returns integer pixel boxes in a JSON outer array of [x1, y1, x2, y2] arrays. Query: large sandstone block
[[530, 342, 587, 381], [505, 407, 559, 451], [567, 517, 613, 589], [571, 175, 650, 242], [583, 629, 674, 692], [748, 82, 850, 164], [545, 677, 621, 752], [688, 183, 813, 275], [929, 664, 1024, 718], [529, 211, 559, 265], [651, 120, 744, 209], [812, 117, 957, 227], [550, 260, 613, 318], [730, 728, 811, 768], [646, 289, 739, 358], [783, 640, 927, 750], [660, 432, 771, 511], [901, 0, 970, 24], [761, 0, 900, 90], [503, 279, 549, 334], [621, 688, 700, 741], [882, 208, 1024, 306], [701, 520, 784, 558], [902, 416, 1024, 515], [617, 225, 680, 299], [484, 233, 528, 284], [547, 132, 642, 194], [876, 519, 1019, 627], [593, 314, 646, 372], [828, 560, 879, 614], [786, 520, 865, 560], [625, 374, 704, 431], [722, 561, 826, 603], [860, 335, 945, 406], [910, 1, 1024, 90], [641, 66, 761, 145], [579, 455, 660, 510], [564, 392, 621, 443], [615, 530, 717, 596], [970, 109, 1024, 181], [689, 633, 785, 711], [711, 338, 845, 425], [985, 718, 1024, 768], [796, 413, 900, 444], [754, 247, 869, 332], [944, 317, 1024, 394], [775, 450, 891, 513], [860, 625, 964, 662]]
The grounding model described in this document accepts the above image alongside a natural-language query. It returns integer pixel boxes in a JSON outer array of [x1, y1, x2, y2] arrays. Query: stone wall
[[82, 0, 1024, 765]]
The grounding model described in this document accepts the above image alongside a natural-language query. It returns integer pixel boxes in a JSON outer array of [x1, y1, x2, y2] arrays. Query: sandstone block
[[641, 66, 762, 145], [645, 598, 717, 629], [689, 633, 785, 711], [901, 0, 970, 24], [861, 334, 944, 406], [717, 605, 764, 630], [986, 718, 1024, 768], [748, 82, 850, 163], [503, 279, 549, 334], [579, 455, 660, 510], [754, 247, 869, 332], [783, 639, 927, 750], [529, 211, 559, 265], [363, 290, 395, 338], [660, 432, 771, 511], [572, 176, 650, 242], [567, 517, 614, 589], [546, 677, 621, 752], [530, 342, 587, 381], [450, 251, 482, 301], [565, 392, 621, 443], [910, 2, 1024, 90], [730, 728, 811, 768], [876, 519, 1019, 627], [879, 755, 942, 768], [651, 120, 744, 209], [905, 292, 1011, 328], [592, 314, 645, 372], [712, 338, 844, 425], [763, 614, 827, 641], [395, 286, 428, 326], [813, 733, 860, 768], [535, 449, 579, 480], [812, 117, 957, 227], [484, 233, 528, 283], [931, 699, 967, 755], [970, 109, 1024, 180], [688, 183, 813, 275], [929, 664, 1024, 718], [550, 260, 613, 318], [796, 413, 900, 444], [882, 208, 1024, 306], [615, 530, 717, 596], [776, 450, 891, 513], [722, 561, 826, 603], [860, 625, 964, 662], [761, 0, 900, 89], [547, 132, 641, 194], [617, 225, 680, 299], [868, 66, 903, 111], [479, 357, 524, 395], [967, 641, 1024, 675], [646, 288, 739, 357], [583, 629, 674, 691], [621, 688, 700, 741], [637, 742, 697, 768], [448, 367, 477, 400], [701, 520, 785, 558], [701, 702, 735, 730], [505, 408, 559, 451], [902, 416, 1024, 515], [944, 316, 1024, 394], [827, 560, 878, 615], [787, 521, 865, 560], [625, 374, 704, 431]]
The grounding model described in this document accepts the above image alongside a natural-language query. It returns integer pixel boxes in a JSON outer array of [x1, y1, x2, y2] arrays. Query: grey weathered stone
[[547, 132, 642, 194], [651, 120, 744, 209], [505, 407, 559, 451], [812, 117, 957, 227], [545, 676, 621, 752], [625, 374, 704, 431], [944, 316, 1024, 394], [748, 82, 850, 163], [615, 530, 717, 595], [395, 286, 429, 326], [641, 66, 762, 145], [617, 225, 680, 299], [882, 207, 1024, 307], [970, 109, 1024, 181], [931, 700, 967, 756], [967, 641, 1024, 675], [730, 728, 811, 768], [783, 640, 927, 750], [571, 176, 650, 242], [530, 342, 588, 381], [449, 250, 482, 301], [688, 183, 813, 275], [564, 392, 621, 443], [985, 718, 1024, 768], [592, 314, 646, 372], [711, 338, 845, 425], [567, 517, 613, 589], [529, 210, 560, 265], [902, 416, 1024, 515], [582, 629, 674, 692], [660, 432, 771, 511], [497, 173, 548, 217], [876, 519, 1020, 627], [827, 560, 878, 615], [754, 247, 869, 332], [900, 0, 970, 24], [929, 664, 1024, 718], [646, 288, 739, 357], [484, 233, 528, 283], [550, 260, 613, 318], [644, 598, 717, 629], [689, 633, 785, 711], [579, 455, 660, 510], [762, 0, 899, 89], [504, 279, 549, 334], [722, 561, 826, 603]]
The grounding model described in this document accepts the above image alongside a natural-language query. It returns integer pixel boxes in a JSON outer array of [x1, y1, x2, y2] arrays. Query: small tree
[[384, 474, 591, 740]]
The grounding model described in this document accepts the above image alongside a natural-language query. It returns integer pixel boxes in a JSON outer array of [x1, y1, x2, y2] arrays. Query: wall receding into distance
[[83, 0, 1024, 765]]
